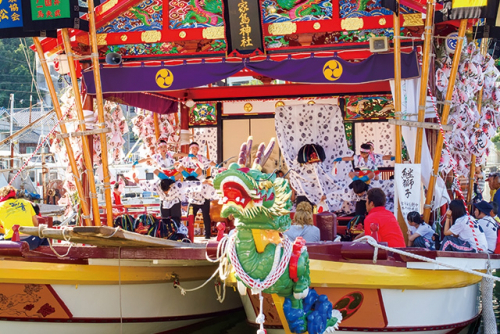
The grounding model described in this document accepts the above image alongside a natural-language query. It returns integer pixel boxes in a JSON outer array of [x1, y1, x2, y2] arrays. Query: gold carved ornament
[[202, 26, 225, 39], [179, 31, 186, 38], [379, 18, 386, 25], [141, 31, 162, 43], [268, 21, 297, 35], [244, 103, 253, 112], [402, 14, 423, 27], [275, 101, 285, 108], [96, 34, 107, 46], [340, 17, 364, 31], [120, 35, 127, 42], [313, 22, 321, 30]]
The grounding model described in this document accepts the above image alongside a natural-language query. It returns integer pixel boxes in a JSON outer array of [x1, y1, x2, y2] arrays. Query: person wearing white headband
[[178, 142, 216, 180], [135, 139, 187, 181], [334, 142, 394, 183]]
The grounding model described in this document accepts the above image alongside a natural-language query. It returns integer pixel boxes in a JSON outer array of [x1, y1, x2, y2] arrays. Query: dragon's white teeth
[[241, 198, 245, 204], [223, 197, 228, 203], [236, 197, 240, 203]]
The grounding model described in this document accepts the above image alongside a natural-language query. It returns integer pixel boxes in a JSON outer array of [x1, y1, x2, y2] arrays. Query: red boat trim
[[0, 308, 243, 323], [377, 289, 388, 328], [45, 284, 73, 319], [247, 313, 480, 331]]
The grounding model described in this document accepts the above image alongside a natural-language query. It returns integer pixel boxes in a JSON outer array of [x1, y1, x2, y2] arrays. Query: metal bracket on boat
[[388, 119, 452, 131], [81, 214, 91, 219], [443, 100, 452, 106], [89, 192, 98, 199], [423, 204, 433, 209], [171, 273, 180, 287], [57, 127, 111, 139]]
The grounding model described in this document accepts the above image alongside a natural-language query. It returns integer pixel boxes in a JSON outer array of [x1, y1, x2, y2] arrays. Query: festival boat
[[0, 0, 498, 333]]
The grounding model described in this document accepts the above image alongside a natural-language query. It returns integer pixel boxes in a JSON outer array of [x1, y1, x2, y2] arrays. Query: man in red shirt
[[355, 188, 406, 247]]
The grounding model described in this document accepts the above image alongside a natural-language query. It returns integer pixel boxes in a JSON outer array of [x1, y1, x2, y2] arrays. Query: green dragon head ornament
[[214, 137, 341, 334], [213, 137, 292, 231]]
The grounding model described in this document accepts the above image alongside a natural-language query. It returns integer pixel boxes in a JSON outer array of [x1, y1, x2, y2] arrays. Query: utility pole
[[10, 94, 14, 168]]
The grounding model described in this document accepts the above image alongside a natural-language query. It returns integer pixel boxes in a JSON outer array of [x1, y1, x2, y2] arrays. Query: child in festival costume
[[441, 200, 488, 253], [334, 143, 394, 183], [407, 211, 435, 249], [136, 139, 187, 181]]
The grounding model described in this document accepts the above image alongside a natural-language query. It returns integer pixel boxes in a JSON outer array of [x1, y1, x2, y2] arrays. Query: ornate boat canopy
[[32, 0, 455, 102]]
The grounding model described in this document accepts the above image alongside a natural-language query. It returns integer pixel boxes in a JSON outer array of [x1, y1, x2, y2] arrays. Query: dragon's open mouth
[[219, 175, 260, 211]]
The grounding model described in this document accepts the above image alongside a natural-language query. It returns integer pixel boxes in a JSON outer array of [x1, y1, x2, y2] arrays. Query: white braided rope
[[39, 225, 75, 258], [176, 235, 233, 302], [355, 236, 500, 281], [229, 233, 293, 292], [481, 259, 497, 333]]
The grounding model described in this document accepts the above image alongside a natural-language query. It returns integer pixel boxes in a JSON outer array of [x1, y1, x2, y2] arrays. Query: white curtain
[[390, 78, 450, 209], [275, 104, 395, 212]]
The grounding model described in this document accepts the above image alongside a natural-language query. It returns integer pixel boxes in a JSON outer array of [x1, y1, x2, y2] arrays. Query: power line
[[0, 88, 39, 93]]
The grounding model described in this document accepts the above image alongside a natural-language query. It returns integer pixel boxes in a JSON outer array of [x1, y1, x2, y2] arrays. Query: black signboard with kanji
[[0, 0, 56, 38], [21, 0, 87, 32], [223, 0, 264, 57]]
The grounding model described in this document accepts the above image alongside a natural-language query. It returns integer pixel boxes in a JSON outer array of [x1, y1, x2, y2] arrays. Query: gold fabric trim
[[268, 21, 297, 35], [101, 0, 118, 13], [96, 34, 107, 46], [141, 31, 162, 43], [341, 17, 364, 31], [202, 26, 224, 39], [402, 14, 423, 27]]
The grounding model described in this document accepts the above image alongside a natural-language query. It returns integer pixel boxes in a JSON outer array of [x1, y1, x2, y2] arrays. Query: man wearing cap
[[474, 201, 498, 254]]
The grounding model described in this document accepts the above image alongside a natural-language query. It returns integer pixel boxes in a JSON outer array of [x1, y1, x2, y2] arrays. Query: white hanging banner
[[395, 163, 421, 224]]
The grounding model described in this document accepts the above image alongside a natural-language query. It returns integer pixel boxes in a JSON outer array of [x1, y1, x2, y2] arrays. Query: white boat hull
[[241, 284, 481, 333], [0, 280, 242, 334]]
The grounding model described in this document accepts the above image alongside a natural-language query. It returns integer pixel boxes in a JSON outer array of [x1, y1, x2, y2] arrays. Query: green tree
[[0, 38, 36, 109]]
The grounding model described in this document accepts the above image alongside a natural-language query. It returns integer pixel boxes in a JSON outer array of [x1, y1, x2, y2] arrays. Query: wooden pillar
[[414, 0, 435, 163], [61, 29, 101, 226], [82, 93, 94, 221], [423, 20, 468, 223], [393, 2, 408, 242], [32, 38, 92, 226], [86, 0, 115, 226], [216, 102, 223, 165], [180, 103, 189, 154], [153, 113, 161, 140]]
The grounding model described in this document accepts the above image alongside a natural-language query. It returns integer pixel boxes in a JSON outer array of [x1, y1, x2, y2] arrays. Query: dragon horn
[[252, 143, 266, 170], [245, 136, 253, 167], [259, 138, 276, 167], [237, 142, 248, 166]]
